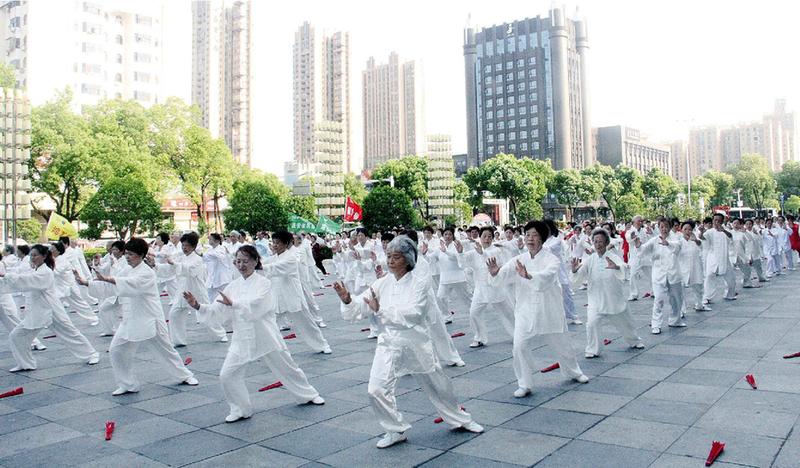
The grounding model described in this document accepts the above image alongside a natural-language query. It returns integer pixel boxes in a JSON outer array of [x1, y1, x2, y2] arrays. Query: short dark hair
[[712, 212, 725, 221], [180, 232, 199, 248], [400, 229, 418, 243], [682, 220, 696, 229], [591, 228, 610, 243], [523, 220, 549, 242], [209, 233, 222, 243], [125, 237, 149, 257], [16, 245, 30, 256], [50, 241, 66, 255], [355, 227, 368, 236], [479, 226, 494, 237], [58, 236, 71, 245], [111, 240, 126, 252], [468, 226, 479, 233], [422, 226, 434, 234], [236, 245, 262, 270], [443, 226, 456, 236], [272, 230, 293, 246], [381, 232, 395, 243], [157, 232, 169, 243]]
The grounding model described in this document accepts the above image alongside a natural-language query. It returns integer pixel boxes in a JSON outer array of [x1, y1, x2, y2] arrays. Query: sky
[[158, 0, 800, 176]]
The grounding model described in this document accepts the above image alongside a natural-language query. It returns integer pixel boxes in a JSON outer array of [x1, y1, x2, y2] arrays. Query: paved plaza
[[1, 271, 799, 467]]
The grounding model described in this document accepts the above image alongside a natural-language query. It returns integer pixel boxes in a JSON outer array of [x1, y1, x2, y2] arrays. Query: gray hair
[[386, 236, 418, 271], [229, 230, 241, 237], [590, 227, 610, 244]]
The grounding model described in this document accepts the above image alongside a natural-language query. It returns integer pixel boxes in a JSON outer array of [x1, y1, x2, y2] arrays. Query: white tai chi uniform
[[626, 227, 653, 300], [52, 255, 98, 324], [702, 229, 737, 301], [488, 249, 585, 391], [731, 230, 753, 288], [678, 236, 705, 311], [93, 255, 130, 336], [641, 236, 684, 329], [105, 262, 194, 393], [544, 235, 577, 321], [572, 250, 642, 356], [746, 229, 767, 282], [198, 272, 320, 420], [459, 245, 515, 345], [167, 251, 226, 345], [1, 264, 99, 370], [203, 244, 233, 302], [155, 243, 179, 306], [295, 244, 323, 323], [262, 248, 331, 353], [763, 227, 782, 277], [341, 272, 474, 433], [434, 242, 472, 318]]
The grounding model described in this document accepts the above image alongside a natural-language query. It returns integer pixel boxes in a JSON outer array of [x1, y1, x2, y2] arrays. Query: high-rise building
[[463, 7, 592, 170], [669, 140, 689, 184], [0, 0, 164, 112], [0, 88, 31, 243], [293, 22, 351, 173], [313, 121, 345, 217], [688, 126, 720, 176], [192, 0, 252, 166], [426, 134, 455, 219], [593, 126, 671, 176], [362, 52, 425, 170]]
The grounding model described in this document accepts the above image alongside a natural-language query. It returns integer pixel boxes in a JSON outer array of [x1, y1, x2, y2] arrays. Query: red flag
[[283, 333, 297, 340], [0, 387, 23, 399], [344, 197, 363, 222], [450, 332, 465, 338], [540, 362, 560, 373], [745, 374, 757, 389], [184, 357, 192, 366], [258, 381, 283, 392], [783, 351, 800, 359], [705, 440, 725, 466], [104, 421, 115, 441]]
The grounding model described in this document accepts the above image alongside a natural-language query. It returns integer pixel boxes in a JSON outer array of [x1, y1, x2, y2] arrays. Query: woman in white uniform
[[433, 227, 472, 322], [571, 228, 644, 358], [487, 221, 589, 398], [3, 244, 99, 371], [81, 238, 198, 396], [50, 241, 98, 325], [185, 245, 324, 423], [204, 233, 233, 302], [678, 221, 710, 313], [88, 240, 130, 336], [334, 236, 484, 449]]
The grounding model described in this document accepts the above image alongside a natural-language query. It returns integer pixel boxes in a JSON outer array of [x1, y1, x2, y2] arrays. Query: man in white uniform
[[700, 213, 737, 303]]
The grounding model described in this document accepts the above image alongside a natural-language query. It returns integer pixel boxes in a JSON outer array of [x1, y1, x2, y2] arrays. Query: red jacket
[[790, 222, 800, 252]]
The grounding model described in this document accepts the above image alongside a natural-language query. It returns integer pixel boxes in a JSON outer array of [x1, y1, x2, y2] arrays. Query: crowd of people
[[0, 212, 797, 449]]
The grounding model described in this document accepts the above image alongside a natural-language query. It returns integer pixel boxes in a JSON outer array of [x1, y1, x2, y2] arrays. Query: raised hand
[[375, 264, 386, 279], [486, 257, 500, 276], [351, 249, 361, 260], [364, 287, 380, 312], [420, 242, 428, 255], [516, 237, 524, 249], [454, 239, 463, 253], [571, 257, 581, 273], [72, 269, 88, 286], [216, 291, 233, 306], [474, 242, 483, 255], [606, 257, 619, 270], [440, 240, 447, 253], [370, 251, 377, 262], [183, 291, 200, 310], [515, 260, 531, 279], [333, 281, 351, 304]]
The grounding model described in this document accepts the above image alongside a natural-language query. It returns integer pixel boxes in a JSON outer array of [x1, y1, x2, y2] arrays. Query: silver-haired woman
[[334, 236, 484, 449]]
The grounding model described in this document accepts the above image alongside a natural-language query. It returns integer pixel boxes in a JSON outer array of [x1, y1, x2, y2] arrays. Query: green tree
[[16, 219, 43, 243], [29, 89, 97, 220], [285, 195, 318, 223], [615, 193, 646, 221], [549, 168, 600, 220], [641, 168, 680, 215], [0, 62, 16, 88], [728, 154, 776, 211], [371, 156, 429, 218], [775, 160, 800, 197], [224, 180, 288, 234], [452, 180, 474, 225], [362, 186, 417, 232], [79, 177, 163, 239], [783, 195, 800, 215], [705, 170, 735, 207], [343, 173, 367, 205], [581, 164, 643, 221]]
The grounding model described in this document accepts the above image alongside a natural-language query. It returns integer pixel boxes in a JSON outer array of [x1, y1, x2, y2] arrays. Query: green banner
[[316, 215, 341, 235], [288, 214, 316, 233]]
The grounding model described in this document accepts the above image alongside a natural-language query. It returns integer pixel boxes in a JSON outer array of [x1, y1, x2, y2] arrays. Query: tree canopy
[[79, 177, 163, 239], [362, 185, 418, 232], [224, 180, 288, 234], [728, 154, 776, 211]]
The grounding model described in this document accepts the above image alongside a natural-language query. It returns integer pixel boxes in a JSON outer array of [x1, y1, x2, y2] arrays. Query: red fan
[[283, 333, 297, 340], [258, 381, 283, 392], [0, 387, 23, 399], [540, 362, 560, 373], [450, 332, 466, 338], [782, 351, 800, 359], [183, 357, 192, 366], [360, 328, 370, 332], [603, 339, 612, 345], [705, 440, 725, 466], [744, 374, 757, 390], [104, 421, 115, 441], [43, 334, 56, 339]]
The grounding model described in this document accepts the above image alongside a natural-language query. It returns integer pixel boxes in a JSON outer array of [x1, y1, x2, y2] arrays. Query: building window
[[528, 57, 536, 66], [505, 72, 512, 82], [509, 120, 516, 129], [134, 91, 151, 101], [134, 71, 150, 82], [517, 70, 525, 79], [497, 121, 505, 130], [520, 130, 528, 139], [495, 63, 502, 71], [519, 82, 526, 91], [487, 134, 494, 143], [485, 87, 492, 96], [116, 53, 122, 63], [115, 34, 123, 44], [505, 60, 513, 70], [114, 73, 122, 82], [485, 75, 493, 85], [497, 109, 504, 118], [506, 84, 514, 93], [487, 122, 494, 131], [521, 142, 528, 151], [516, 58, 524, 68], [497, 97, 504, 106], [533, 142, 540, 150], [509, 144, 517, 152], [508, 95, 515, 105], [517, 35, 527, 51], [486, 111, 494, 120], [488, 145, 495, 154], [485, 98, 493, 108], [508, 108, 515, 117], [495, 74, 502, 83], [483, 65, 491, 74], [530, 80, 537, 89], [498, 133, 505, 142], [81, 83, 101, 95], [134, 53, 151, 63], [135, 15, 153, 26]]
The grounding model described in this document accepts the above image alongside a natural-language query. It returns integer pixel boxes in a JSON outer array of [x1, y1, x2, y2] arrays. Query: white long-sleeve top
[[105, 262, 165, 342], [353, 240, 377, 290], [730, 230, 749, 264], [640, 236, 682, 285], [341, 272, 438, 376], [0, 264, 59, 329], [678, 237, 704, 286], [763, 228, 779, 256], [261, 247, 305, 313], [626, 227, 653, 267], [199, 272, 286, 363], [571, 250, 627, 316], [775, 226, 789, 253], [434, 242, 466, 284], [421, 237, 440, 276], [203, 244, 233, 289], [746, 229, 764, 259], [172, 251, 209, 307], [544, 235, 571, 286], [487, 249, 566, 338], [459, 246, 504, 304], [52, 255, 80, 299], [702, 229, 732, 275], [154, 243, 178, 282]]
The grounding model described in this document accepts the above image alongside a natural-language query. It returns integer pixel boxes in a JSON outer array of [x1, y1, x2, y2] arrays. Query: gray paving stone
[[75, 451, 169, 468], [269, 396, 365, 423], [773, 433, 800, 468], [715, 388, 800, 414], [572, 375, 657, 397], [641, 381, 728, 404], [318, 439, 443, 468], [732, 372, 800, 393], [601, 363, 677, 381], [259, 422, 371, 460], [185, 444, 309, 468], [456, 398, 530, 427], [477, 383, 569, 407], [405, 418, 482, 450], [0, 434, 121, 467], [207, 410, 313, 442], [0, 422, 82, 458], [452, 427, 568, 465], [324, 406, 425, 436], [95, 383, 179, 404], [501, 407, 602, 438], [130, 391, 217, 416], [627, 352, 695, 368], [666, 426, 783, 467], [134, 429, 248, 466], [614, 398, 709, 426], [57, 405, 156, 434], [648, 453, 742, 468], [28, 395, 119, 421], [664, 367, 744, 387], [693, 405, 797, 438], [541, 390, 633, 415], [684, 356, 758, 372], [100, 416, 198, 449], [2, 387, 87, 411], [577, 416, 687, 451], [418, 451, 522, 468], [534, 439, 660, 468]]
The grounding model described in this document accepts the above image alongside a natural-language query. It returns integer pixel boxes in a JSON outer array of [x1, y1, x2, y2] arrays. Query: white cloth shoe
[[460, 421, 484, 433], [308, 396, 325, 405], [568, 319, 584, 325], [376, 431, 407, 449], [450, 360, 466, 367], [513, 387, 531, 398], [225, 413, 251, 423], [651, 327, 661, 335], [630, 342, 645, 349], [87, 355, 100, 365], [469, 341, 484, 348], [112, 388, 138, 396], [574, 374, 589, 383], [220, 335, 229, 342], [183, 377, 199, 386], [668, 321, 687, 328], [585, 353, 598, 359]]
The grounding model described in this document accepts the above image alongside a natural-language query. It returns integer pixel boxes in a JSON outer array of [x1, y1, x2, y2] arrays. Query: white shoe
[[320, 347, 332, 354], [669, 321, 687, 328], [112, 388, 138, 396], [724, 296, 737, 301], [460, 421, 484, 433], [513, 387, 532, 398], [451, 360, 466, 367], [308, 396, 325, 405], [183, 377, 199, 386], [317, 321, 327, 328], [568, 319, 584, 325], [469, 341, 484, 348], [585, 353, 598, 359], [9, 366, 34, 372], [627, 296, 638, 302], [220, 335, 229, 343], [31, 343, 47, 351], [90, 320, 100, 327], [574, 374, 589, 383], [630, 342, 645, 349], [87, 355, 100, 365], [225, 413, 251, 423], [651, 327, 661, 335], [376, 431, 407, 449], [695, 305, 712, 312]]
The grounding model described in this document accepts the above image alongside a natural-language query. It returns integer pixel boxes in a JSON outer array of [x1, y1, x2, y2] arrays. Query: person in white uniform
[[700, 213, 737, 303], [762, 218, 782, 277], [87, 240, 130, 336], [486, 221, 589, 398], [262, 231, 332, 354], [83, 238, 198, 395], [745, 219, 768, 283], [626, 216, 654, 301], [730, 219, 756, 288], [456, 226, 515, 348], [334, 236, 484, 449], [571, 228, 644, 358], [204, 233, 234, 302], [677, 221, 711, 313], [544, 219, 583, 325], [434, 227, 472, 323], [639, 218, 685, 334], [50, 241, 99, 325], [59, 236, 96, 306], [164, 232, 227, 346], [3, 244, 100, 371], [185, 245, 324, 423], [0, 248, 45, 350]]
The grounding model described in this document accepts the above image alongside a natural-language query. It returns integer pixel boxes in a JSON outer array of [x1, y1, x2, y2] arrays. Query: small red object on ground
[[540, 362, 560, 373], [705, 440, 725, 466], [745, 374, 757, 389], [283, 333, 297, 340], [184, 357, 192, 366], [0, 387, 23, 399], [360, 328, 370, 332], [434, 406, 466, 423], [43, 334, 56, 339], [258, 381, 283, 392], [603, 339, 612, 345], [783, 351, 800, 359], [104, 421, 115, 441], [450, 332, 465, 338]]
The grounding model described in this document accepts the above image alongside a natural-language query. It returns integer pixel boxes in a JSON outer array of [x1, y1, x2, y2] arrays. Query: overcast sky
[[159, 0, 800, 176]]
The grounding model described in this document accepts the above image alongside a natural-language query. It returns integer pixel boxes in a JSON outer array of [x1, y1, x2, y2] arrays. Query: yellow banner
[[45, 212, 78, 240]]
